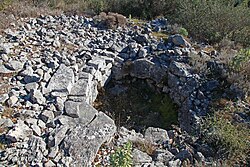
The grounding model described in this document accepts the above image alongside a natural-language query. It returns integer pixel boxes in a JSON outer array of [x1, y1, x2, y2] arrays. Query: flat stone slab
[[63, 112, 116, 166], [69, 73, 98, 104], [144, 127, 169, 145], [169, 61, 191, 77], [129, 58, 166, 83], [46, 64, 74, 96], [64, 101, 98, 125]]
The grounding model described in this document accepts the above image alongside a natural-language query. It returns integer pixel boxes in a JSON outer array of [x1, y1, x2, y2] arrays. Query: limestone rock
[[5, 60, 24, 72], [7, 95, 18, 107], [0, 118, 14, 128], [169, 61, 190, 77], [168, 34, 190, 47], [47, 64, 74, 96], [64, 101, 98, 124], [63, 112, 116, 166], [144, 127, 169, 145], [133, 149, 152, 164], [155, 149, 174, 165], [6, 120, 33, 142], [130, 58, 166, 83], [39, 110, 54, 123], [30, 89, 46, 105]]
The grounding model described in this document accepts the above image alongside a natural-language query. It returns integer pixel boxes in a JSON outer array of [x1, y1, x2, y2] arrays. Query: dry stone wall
[[0, 14, 216, 166]]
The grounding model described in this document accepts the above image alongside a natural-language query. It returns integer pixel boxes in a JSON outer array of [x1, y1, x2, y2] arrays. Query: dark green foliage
[[227, 48, 250, 96], [173, 0, 250, 45], [201, 104, 250, 165], [230, 48, 250, 71]]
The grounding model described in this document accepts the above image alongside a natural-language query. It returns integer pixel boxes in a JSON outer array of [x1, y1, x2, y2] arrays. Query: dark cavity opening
[[94, 76, 179, 133]]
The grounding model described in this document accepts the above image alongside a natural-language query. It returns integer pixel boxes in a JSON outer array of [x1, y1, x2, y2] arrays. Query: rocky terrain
[[0, 14, 249, 166]]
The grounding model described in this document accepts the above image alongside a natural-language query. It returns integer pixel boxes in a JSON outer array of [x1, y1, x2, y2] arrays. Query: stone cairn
[[0, 14, 220, 166]]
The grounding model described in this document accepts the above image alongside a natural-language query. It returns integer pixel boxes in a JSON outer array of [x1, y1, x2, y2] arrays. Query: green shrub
[[103, 0, 177, 19], [202, 108, 250, 165], [178, 27, 188, 37], [230, 48, 250, 71], [173, 0, 250, 45], [226, 48, 250, 96], [110, 141, 133, 167]]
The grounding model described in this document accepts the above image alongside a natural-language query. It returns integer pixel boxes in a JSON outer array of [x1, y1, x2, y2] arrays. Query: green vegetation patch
[[95, 78, 178, 132], [110, 141, 133, 167], [202, 103, 250, 165], [0, 0, 13, 11]]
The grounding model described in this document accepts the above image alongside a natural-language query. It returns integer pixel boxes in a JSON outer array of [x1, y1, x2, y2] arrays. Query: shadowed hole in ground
[[94, 76, 179, 133]]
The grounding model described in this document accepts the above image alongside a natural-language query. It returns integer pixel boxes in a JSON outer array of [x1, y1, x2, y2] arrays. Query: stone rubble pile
[[0, 14, 223, 166]]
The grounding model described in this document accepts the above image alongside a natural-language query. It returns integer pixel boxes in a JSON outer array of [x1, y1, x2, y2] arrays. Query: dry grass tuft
[[151, 32, 168, 41]]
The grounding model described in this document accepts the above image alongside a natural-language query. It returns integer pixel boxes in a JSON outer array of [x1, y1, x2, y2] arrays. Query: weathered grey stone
[[69, 76, 98, 104], [56, 115, 77, 127], [175, 149, 193, 161], [145, 127, 169, 145], [6, 120, 32, 142], [155, 149, 174, 164], [168, 34, 190, 47], [25, 118, 37, 126], [168, 159, 181, 167], [0, 64, 13, 74], [1, 54, 9, 62], [69, 79, 89, 97], [0, 118, 13, 128], [31, 124, 42, 136], [7, 95, 18, 107], [25, 82, 39, 92], [48, 146, 59, 159], [61, 156, 73, 167], [64, 101, 79, 118], [43, 71, 52, 82], [30, 89, 46, 105], [133, 149, 152, 164], [130, 58, 166, 83], [65, 101, 98, 125], [38, 119, 46, 129], [44, 160, 56, 167], [55, 96, 67, 113], [138, 48, 147, 58], [39, 110, 54, 123], [51, 125, 69, 148], [27, 136, 47, 162], [5, 60, 24, 71], [0, 94, 9, 103], [20, 66, 34, 76], [53, 39, 61, 48], [47, 64, 74, 96], [63, 112, 116, 166], [169, 61, 190, 77], [36, 69, 44, 78], [87, 57, 106, 70]]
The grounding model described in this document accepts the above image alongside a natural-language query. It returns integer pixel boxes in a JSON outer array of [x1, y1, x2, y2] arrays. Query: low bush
[[110, 141, 133, 167], [202, 103, 250, 165], [226, 48, 250, 97], [173, 0, 250, 45]]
